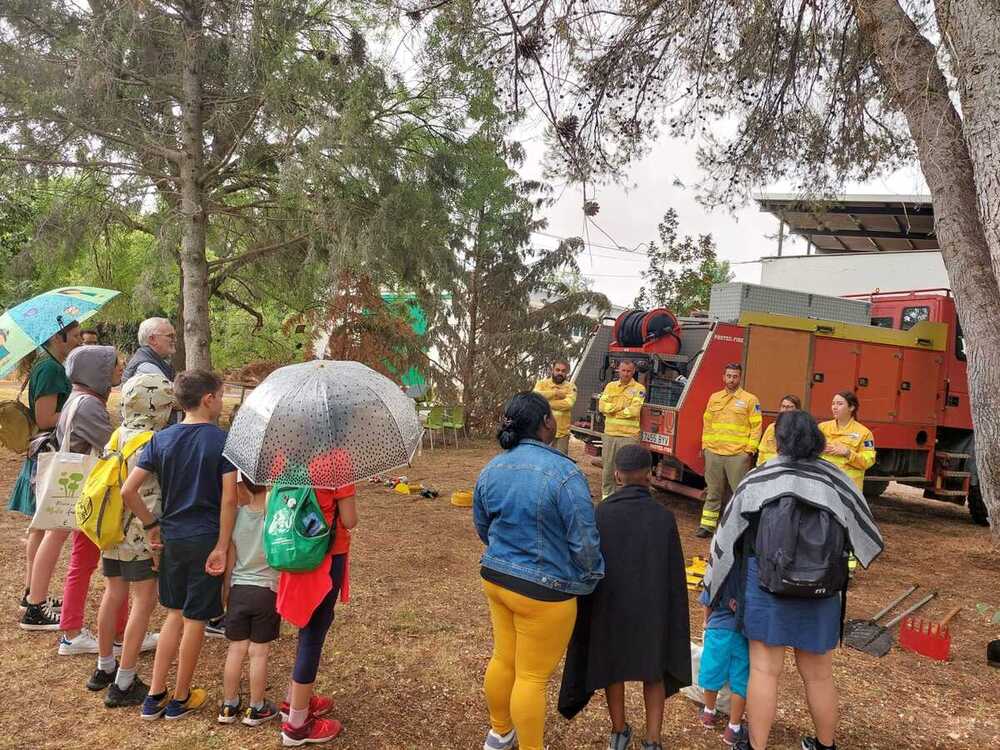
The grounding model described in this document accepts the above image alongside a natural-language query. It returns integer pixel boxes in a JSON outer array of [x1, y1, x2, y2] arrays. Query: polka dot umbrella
[[223, 360, 422, 489]]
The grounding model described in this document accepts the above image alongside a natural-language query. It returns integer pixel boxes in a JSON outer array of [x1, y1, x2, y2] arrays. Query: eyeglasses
[[153, 332, 177, 340]]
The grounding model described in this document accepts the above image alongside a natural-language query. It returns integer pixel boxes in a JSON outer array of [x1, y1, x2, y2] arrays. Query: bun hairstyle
[[775, 409, 825, 461], [497, 391, 552, 450]]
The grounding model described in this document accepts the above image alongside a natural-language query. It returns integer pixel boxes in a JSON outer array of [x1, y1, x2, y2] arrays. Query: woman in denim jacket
[[474, 391, 604, 750]]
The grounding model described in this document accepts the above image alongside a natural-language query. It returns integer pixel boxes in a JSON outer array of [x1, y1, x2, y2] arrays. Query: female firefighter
[[756, 394, 801, 466], [818, 391, 876, 491], [819, 390, 876, 575]]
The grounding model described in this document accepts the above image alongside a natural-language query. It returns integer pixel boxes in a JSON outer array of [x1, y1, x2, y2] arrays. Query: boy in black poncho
[[558, 445, 691, 750]]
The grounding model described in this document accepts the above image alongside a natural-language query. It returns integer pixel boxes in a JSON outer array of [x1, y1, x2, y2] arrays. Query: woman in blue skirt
[[703, 410, 884, 750], [8, 323, 81, 620]]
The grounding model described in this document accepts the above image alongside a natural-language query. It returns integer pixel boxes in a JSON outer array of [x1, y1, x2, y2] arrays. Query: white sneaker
[[58, 628, 100, 656], [112, 632, 159, 656]]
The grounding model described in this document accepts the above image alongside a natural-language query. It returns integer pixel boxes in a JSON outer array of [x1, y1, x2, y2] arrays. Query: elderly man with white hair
[[123, 317, 177, 382]]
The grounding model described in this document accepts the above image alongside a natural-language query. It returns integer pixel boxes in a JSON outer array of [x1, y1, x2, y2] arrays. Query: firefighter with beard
[[533, 360, 577, 455]]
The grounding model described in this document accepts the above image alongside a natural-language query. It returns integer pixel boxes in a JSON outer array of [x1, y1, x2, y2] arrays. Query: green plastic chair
[[441, 405, 467, 447], [423, 405, 446, 450]]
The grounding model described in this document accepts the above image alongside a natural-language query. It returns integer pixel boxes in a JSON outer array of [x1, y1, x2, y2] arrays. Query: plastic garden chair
[[441, 405, 467, 447], [423, 405, 446, 450]]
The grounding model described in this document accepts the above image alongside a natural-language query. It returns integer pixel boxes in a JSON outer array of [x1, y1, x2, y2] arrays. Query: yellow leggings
[[482, 580, 577, 750]]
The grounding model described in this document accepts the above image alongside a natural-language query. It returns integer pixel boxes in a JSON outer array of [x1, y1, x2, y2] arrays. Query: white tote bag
[[679, 640, 733, 715], [31, 396, 100, 531]]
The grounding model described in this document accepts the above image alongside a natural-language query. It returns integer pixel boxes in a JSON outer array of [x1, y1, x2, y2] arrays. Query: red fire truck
[[570, 288, 988, 525]]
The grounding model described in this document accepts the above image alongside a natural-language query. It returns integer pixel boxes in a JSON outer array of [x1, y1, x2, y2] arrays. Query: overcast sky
[[518, 121, 931, 310]]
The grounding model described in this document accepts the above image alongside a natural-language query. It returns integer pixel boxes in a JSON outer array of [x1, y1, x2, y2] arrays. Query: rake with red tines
[[899, 606, 962, 661]]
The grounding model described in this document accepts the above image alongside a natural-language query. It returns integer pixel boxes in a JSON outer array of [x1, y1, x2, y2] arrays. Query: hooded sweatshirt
[[55, 345, 118, 454], [105, 374, 175, 562]]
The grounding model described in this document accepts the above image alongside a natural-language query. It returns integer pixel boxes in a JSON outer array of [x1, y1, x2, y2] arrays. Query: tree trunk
[[857, 0, 1000, 540], [173, 268, 187, 372], [177, 1, 212, 370], [944, 3, 1000, 270], [461, 210, 485, 429]]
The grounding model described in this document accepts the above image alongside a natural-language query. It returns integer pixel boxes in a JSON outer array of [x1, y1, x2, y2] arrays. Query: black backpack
[[755, 495, 849, 598]]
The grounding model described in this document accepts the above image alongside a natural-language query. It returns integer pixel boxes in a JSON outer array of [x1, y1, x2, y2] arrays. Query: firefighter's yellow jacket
[[533, 378, 577, 438], [598, 379, 646, 437], [702, 388, 763, 456], [757, 422, 777, 466], [819, 418, 876, 492]]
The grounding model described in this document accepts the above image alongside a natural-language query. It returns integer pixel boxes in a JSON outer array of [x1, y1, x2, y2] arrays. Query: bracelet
[[142, 518, 160, 530]]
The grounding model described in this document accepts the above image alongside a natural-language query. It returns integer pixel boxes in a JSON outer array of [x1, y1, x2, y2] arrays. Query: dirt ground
[[0, 437, 997, 750]]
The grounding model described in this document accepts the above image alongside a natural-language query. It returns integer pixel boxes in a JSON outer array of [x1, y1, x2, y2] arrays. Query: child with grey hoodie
[[25, 346, 127, 656]]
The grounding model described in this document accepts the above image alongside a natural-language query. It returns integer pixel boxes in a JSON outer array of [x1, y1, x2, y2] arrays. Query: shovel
[[845, 591, 937, 657], [899, 606, 962, 661], [844, 585, 919, 643]]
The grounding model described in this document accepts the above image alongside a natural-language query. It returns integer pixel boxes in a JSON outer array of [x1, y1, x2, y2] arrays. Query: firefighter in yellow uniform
[[698, 363, 762, 538], [598, 360, 646, 500], [756, 394, 802, 466], [819, 390, 876, 573], [533, 360, 577, 455]]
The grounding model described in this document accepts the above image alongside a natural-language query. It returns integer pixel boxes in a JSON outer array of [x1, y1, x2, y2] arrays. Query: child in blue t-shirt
[[698, 572, 748, 747], [122, 369, 238, 721]]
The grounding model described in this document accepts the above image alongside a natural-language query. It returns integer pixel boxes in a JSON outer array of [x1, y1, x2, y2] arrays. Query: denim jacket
[[474, 439, 605, 596]]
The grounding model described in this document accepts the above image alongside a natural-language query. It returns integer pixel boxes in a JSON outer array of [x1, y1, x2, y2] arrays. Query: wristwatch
[[142, 518, 160, 530]]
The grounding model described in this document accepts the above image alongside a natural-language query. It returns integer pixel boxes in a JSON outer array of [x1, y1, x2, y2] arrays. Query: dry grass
[[0, 437, 997, 749]]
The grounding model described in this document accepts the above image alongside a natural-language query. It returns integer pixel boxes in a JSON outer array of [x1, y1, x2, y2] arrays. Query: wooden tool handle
[[872, 584, 919, 622], [886, 592, 937, 628], [938, 606, 962, 629]]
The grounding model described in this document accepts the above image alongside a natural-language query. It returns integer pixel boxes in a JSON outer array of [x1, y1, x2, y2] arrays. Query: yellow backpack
[[75, 428, 154, 550]]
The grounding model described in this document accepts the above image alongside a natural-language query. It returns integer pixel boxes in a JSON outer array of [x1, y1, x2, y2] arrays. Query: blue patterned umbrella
[[0, 287, 120, 378]]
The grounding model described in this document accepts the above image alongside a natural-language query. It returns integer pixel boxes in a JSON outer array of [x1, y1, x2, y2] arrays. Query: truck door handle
[[858, 377, 869, 387], [813, 373, 824, 383], [901, 381, 911, 391]]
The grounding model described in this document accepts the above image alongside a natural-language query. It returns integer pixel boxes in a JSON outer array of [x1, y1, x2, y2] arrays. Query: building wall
[[760, 251, 949, 297]]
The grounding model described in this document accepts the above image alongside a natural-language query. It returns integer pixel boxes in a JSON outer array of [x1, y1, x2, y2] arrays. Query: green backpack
[[263, 484, 332, 572]]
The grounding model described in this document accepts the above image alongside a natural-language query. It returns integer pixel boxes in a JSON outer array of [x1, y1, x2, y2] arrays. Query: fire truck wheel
[[967, 485, 990, 526], [863, 480, 889, 501]]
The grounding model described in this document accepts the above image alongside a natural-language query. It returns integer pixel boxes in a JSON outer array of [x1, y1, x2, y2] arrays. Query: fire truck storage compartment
[[898, 350, 941, 424], [857, 344, 902, 422], [810, 339, 860, 418], [744, 326, 811, 411]]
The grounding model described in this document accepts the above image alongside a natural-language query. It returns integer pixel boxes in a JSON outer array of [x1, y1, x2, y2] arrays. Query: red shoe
[[281, 716, 343, 746], [280, 694, 335, 721]]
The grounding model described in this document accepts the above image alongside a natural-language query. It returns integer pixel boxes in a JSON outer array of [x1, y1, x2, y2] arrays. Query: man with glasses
[[124, 318, 178, 382]]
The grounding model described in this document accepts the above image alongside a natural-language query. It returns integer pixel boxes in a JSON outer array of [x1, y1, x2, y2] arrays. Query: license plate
[[641, 431, 670, 448]]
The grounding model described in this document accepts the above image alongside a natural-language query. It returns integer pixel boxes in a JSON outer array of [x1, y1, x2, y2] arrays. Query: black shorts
[[159, 534, 224, 622], [102, 556, 157, 583], [226, 584, 280, 644]]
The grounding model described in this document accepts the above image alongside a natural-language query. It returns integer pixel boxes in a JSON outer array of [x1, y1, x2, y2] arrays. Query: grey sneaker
[[608, 723, 633, 750], [724, 723, 747, 746], [205, 616, 226, 639], [483, 728, 517, 750], [641, 742, 663, 750]]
